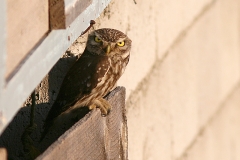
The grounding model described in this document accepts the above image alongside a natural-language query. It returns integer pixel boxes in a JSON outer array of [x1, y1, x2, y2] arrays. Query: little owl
[[41, 28, 132, 139]]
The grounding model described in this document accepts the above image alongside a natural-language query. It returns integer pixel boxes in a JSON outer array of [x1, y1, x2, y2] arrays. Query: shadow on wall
[[0, 54, 90, 160]]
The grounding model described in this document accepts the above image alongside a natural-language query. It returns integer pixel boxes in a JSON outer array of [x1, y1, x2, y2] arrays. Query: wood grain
[[37, 87, 128, 160]]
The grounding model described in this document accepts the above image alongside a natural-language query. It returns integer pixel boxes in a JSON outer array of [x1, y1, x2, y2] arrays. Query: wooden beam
[[0, 87, 127, 159], [38, 87, 128, 160]]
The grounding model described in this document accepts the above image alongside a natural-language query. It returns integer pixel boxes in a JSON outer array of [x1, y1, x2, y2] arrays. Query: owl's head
[[86, 28, 132, 59]]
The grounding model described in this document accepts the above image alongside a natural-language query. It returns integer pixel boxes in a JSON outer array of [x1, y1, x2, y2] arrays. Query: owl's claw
[[89, 104, 97, 110], [88, 98, 111, 116]]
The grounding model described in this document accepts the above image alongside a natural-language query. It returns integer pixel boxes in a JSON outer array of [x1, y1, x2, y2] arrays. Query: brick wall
[[115, 0, 239, 159]]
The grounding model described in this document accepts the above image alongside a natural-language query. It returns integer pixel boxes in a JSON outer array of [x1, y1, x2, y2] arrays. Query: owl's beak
[[105, 45, 111, 55]]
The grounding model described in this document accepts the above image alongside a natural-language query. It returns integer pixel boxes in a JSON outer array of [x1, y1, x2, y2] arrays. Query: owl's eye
[[117, 41, 125, 47], [94, 36, 102, 43]]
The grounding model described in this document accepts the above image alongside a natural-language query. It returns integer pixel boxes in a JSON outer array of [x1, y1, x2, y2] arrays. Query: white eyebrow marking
[[116, 38, 126, 42]]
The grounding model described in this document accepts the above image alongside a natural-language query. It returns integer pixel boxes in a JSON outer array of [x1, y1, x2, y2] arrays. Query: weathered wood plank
[[37, 87, 128, 160], [0, 86, 127, 159]]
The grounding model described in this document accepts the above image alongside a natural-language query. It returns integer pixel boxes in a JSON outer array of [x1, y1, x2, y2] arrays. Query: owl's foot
[[89, 98, 111, 116]]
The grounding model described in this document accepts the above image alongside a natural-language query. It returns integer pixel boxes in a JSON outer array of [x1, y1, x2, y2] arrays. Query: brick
[[155, 0, 212, 59], [127, 66, 172, 160], [166, 0, 240, 157], [126, 0, 240, 158], [179, 86, 240, 160]]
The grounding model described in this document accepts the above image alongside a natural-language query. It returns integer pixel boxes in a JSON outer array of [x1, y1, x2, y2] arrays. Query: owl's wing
[[44, 50, 110, 128]]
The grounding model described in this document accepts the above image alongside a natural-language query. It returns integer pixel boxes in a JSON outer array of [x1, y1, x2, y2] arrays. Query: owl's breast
[[75, 56, 129, 108], [111, 56, 129, 75]]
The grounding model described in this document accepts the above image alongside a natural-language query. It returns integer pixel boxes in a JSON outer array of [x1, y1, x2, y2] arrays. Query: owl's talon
[[88, 104, 96, 110], [101, 108, 110, 117], [90, 98, 111, 116], [101, 113, 107, 117], [99, 107, 108, 117]]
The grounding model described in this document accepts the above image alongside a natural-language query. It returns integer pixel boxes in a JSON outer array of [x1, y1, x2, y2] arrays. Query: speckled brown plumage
[[41, 28, 132, 140], [95, 28, 126, 42]]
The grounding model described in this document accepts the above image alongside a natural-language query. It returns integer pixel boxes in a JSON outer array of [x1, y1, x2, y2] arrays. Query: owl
[[41, 28, 132, 139]]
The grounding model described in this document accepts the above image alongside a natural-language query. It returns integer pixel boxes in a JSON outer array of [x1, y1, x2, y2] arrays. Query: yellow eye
[[117, 41, 125, 47], [94, 36, 102, 43]]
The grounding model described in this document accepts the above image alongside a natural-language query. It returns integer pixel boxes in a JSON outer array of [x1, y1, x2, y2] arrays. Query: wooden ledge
[[0, 87, 128, 159], [37, 87, 128, 160]]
